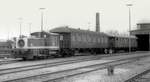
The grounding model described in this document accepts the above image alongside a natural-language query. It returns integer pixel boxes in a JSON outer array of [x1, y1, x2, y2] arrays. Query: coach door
[[59, 33, 70, 48]]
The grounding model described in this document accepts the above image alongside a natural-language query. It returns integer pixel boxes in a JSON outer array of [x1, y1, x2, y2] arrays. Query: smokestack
[[96, 12, 100, 32]]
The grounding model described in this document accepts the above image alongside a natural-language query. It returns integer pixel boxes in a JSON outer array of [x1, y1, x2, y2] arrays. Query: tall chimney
[[96, 12, 100, 32]]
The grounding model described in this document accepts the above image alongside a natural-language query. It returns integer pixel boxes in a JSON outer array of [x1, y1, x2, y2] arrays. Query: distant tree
[[106, 30, 120, 36], [106, 30, 130, 37]]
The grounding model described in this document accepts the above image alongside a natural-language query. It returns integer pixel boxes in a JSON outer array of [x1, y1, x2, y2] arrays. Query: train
[[11, 26, 137, 60]]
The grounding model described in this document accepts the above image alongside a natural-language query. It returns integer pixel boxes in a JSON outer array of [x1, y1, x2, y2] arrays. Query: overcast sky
[[0, 0, 150, 39]]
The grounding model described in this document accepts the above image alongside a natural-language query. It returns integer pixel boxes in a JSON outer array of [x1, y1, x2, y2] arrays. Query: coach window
[[91, 37, 94, 43], [104, 37, 106, 43], [79, 34, 81, 41], [84, 35, 86, 42], [72, 34, 75, 41], [44, 35, 47, 38], [97, 37, 99, 43], [95, 37, 97, 42], [80, 35, 82, 41], [89, 35, 91, 42], [101, 37, 103, 43], [60, 35, 63, 40], [104, 37, 107, 43], [94, 37, 96, 43], [98, 38, 100, 43], [95, 37, 97, 43], [99, 37, 101, 43], [76, 34, 79, 41], [91, 37, 93, 42], [86, 35, 88, 42], [81, 34, 84, 42], [103, 37, 105, 43], [75, 34, 78, 41], [77, 34, 80, 41], [93, 37, 95, 43], [90, 35, 92, 42], [82, 34, 85, 41]]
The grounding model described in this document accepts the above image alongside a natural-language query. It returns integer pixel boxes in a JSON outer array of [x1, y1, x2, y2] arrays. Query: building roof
[[131, 29, 150, 35]]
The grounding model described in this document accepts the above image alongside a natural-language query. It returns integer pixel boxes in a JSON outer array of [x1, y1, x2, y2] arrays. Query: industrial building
[[131, 23, 150, 51]]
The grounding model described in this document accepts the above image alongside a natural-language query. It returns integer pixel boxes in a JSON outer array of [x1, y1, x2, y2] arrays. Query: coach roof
[[50, 26, 108, 36], [31, 31, 58, 36], [107, 34, 137, 39]]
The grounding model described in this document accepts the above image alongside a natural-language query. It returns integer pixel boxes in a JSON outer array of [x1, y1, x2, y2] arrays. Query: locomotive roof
[[50, 26, 108, 36]]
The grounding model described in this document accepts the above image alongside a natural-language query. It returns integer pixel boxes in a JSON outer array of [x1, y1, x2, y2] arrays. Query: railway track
[[0, 51, 146, 76], [0, 51, 145, 66], [0, 55, 104, 76], [2, 53, 150, 82], [0, 58, 20, 65], [125, 67, 150, 82]]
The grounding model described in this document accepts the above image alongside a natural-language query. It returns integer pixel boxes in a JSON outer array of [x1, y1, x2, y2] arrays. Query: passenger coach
[[108, 35, 137, 53], [50, 26, 109, 56]]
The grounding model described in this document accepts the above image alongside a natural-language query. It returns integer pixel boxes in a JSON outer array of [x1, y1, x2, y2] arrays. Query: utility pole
[[18, 17, 23, 38], [126, 4, 133, 52], [29, 23, 32, 36]]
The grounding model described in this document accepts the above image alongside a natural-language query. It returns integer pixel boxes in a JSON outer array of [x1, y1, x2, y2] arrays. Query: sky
[[0, 0, 150, 39]]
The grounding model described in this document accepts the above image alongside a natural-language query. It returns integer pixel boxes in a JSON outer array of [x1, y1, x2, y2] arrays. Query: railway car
[[108, 35, 137, 53], [12, 31, 60, 60], [50, 26, 109, 56]]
